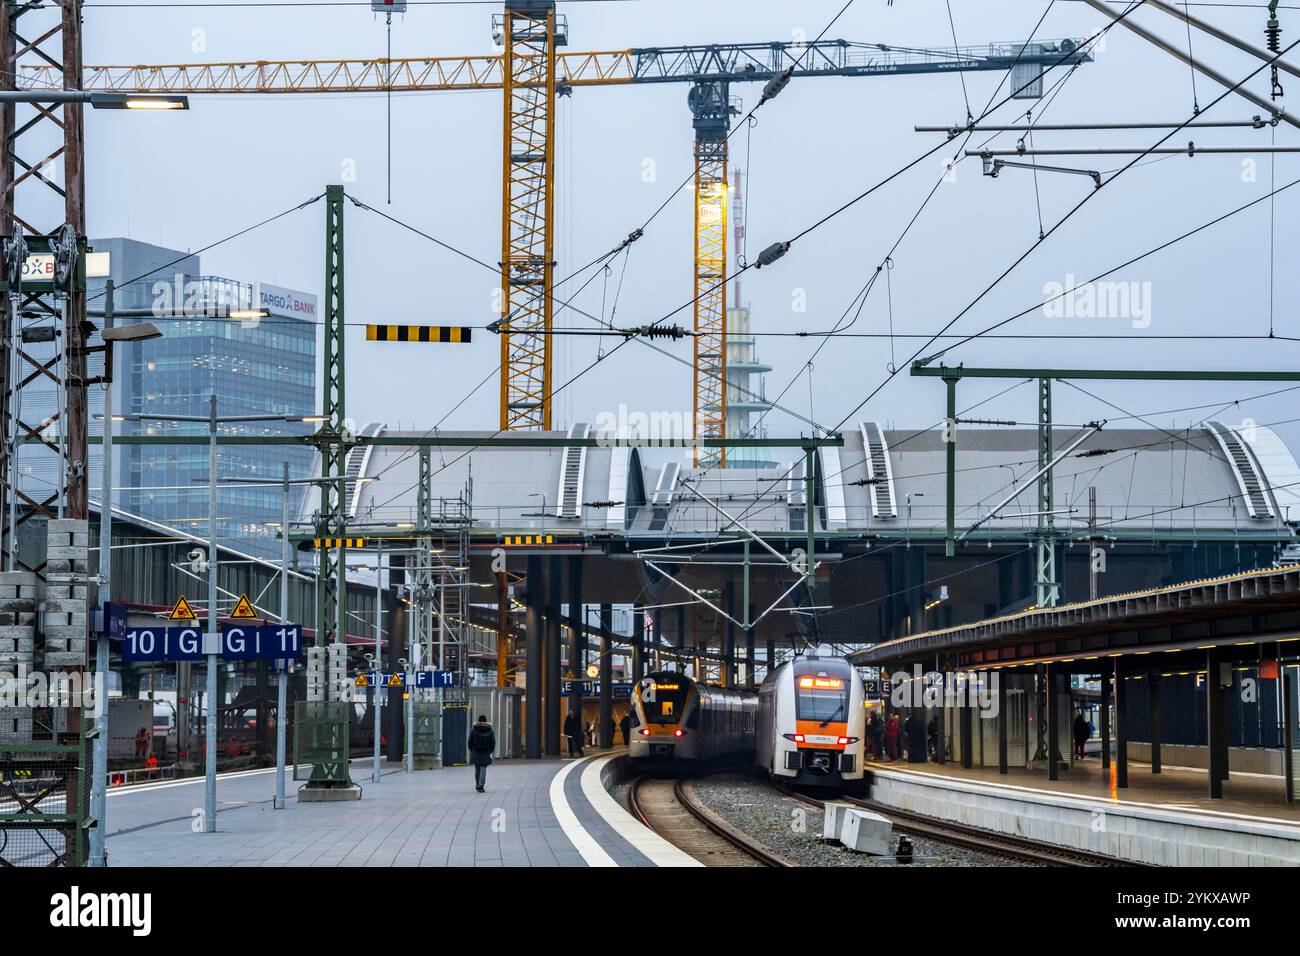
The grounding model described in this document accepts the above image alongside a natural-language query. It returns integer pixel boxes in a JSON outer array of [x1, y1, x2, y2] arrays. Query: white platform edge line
[[580, 754, 703, 868], [550, 756, 618, 867]]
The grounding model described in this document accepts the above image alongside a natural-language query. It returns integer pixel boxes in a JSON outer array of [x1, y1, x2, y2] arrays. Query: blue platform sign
[[120, 624, 303, 663], [221, 625, 259, 661], [414, 669, 457, 689], [562, 680, 632, 699]]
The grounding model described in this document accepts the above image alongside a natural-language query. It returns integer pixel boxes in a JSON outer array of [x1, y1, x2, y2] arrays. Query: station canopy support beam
[[911, 364, 1300, 560]]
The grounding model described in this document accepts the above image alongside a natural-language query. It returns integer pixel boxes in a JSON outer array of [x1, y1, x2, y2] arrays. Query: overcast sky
[[78, 0, 1300, 463]]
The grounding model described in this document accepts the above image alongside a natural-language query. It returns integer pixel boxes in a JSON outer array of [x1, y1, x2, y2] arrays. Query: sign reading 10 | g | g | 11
[[118, 593, 303, 663]]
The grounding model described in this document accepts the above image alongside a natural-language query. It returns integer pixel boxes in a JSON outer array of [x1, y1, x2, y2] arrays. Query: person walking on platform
[[885, 712, 900, 761], [926, 714, 939, 761], [619, 711, 631, 745], [1073, 711, 1090, 760], [468, 715, 495, 793], [564, 711, 584, 758]]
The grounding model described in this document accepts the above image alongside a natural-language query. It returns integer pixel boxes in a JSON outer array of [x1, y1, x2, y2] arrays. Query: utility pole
[[1036, 379, 1058, 608], [89, 282, 114, 866], [373, 537, 383, 784], [1089, 486, 1099, 602], [275, 462, 290, 809], [204, 394, 219, 832]]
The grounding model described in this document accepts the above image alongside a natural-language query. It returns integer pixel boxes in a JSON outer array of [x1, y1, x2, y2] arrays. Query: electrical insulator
[[755, 240, 790, 269], [636, 324, 687, 340], [760, 66, 794, 105], [1267, 2, 1282, 53]]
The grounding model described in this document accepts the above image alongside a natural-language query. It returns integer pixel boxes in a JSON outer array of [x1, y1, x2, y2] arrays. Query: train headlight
[[783, 733, 805, 743], [837, 736, 859, 745], [639, 728, 651, 737], [673, 729, 684, 737]]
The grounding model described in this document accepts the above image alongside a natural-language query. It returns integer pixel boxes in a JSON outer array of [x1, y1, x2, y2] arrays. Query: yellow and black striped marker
[[366, 324, 471, 343], [313, 537, 366, 549], [502, 534, 556, 546]]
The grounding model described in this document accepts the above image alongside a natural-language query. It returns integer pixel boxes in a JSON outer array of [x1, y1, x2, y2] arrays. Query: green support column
[[315, 184, 348, 649], [1207, 652, 1229, 798], [1036, 378, 1058, 608], [1046, 663, 1059, 781], [301, 185, 356, 796], [1149, 671, 1162, 774], [804, 446, 816, 629], [944, 374, 957, 557], [544, 555, 562, 756], [1100, 669, 1111, 771], [997, 673, 1008, 774], [1115, 661, 1129, 789]]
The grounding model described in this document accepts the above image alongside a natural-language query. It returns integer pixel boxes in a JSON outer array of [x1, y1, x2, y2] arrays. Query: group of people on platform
[[866, 710, 941, 763], [562, 711, 632, 757], [864, 708, 1097, 764]]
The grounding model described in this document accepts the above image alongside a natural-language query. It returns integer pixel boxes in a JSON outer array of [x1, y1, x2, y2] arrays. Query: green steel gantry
[[912, 363, 1300, 606]]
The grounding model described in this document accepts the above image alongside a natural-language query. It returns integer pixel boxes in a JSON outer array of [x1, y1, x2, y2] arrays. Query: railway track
[[629, 776, 794, 868], [782, 786, 1132, 867]]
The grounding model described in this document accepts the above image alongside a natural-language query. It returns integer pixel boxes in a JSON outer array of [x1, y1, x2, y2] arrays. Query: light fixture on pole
[[88, 282, 164, 867], [120, 402, 311, 833]]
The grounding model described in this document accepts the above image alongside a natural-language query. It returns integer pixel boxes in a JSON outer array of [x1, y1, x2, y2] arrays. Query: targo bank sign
[[258, 283, 318, 318]]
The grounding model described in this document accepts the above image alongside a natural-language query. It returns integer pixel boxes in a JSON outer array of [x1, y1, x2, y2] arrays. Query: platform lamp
[[87, 300, 163, 868]]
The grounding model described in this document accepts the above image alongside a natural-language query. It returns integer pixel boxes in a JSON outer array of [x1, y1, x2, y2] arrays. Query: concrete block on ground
[[822, 801, 855, 843], [840, 808, 893, 855]]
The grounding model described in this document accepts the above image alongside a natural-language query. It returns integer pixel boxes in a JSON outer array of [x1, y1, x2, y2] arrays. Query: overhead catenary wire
[[674, 7, 1290, 555]]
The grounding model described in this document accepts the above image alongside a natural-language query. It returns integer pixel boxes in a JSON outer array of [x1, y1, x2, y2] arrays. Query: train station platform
[[100, 752, 693, 868], [865, 757, 1300, 865]]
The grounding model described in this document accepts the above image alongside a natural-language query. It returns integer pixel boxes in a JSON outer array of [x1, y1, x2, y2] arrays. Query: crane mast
[[497, 1, 564, 430]]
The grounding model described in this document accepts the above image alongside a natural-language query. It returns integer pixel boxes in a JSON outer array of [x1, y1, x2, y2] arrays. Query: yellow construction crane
[[32, 18, 1088, 451]]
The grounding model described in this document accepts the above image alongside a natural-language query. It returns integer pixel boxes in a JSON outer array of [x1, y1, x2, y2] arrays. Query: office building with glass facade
[[83, 238, 317, 558]]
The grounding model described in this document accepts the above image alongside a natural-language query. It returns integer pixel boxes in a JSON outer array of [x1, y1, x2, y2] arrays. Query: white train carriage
[[757, 653, 866, 790], [628, 671, 757, 769]]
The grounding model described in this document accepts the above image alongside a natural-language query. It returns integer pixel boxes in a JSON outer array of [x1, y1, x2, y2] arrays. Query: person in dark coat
[[619, 712, 631, 745], [903, 712, 926, 763], [467, 715, 495, 792], [867, 712, 883, 759], [564, 711, 583, 758], [910, 713, 928, 763], [1073, 711, 1090, 760], [926, 715, 939, 761]]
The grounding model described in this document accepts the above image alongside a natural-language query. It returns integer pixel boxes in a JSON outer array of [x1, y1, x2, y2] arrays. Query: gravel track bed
[[691, 773, 1038, 867]]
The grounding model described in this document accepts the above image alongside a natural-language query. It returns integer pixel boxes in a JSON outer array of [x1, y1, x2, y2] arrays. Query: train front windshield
[[641, 678, 690, 724], [795, 676, 849, 724]]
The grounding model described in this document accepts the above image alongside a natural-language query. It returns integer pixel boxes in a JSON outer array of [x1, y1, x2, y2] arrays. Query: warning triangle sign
[[387, 672, 404, 687], [230, 593, 258, 619], [354, 673, 370, 687], [168, 595, 197, 621]]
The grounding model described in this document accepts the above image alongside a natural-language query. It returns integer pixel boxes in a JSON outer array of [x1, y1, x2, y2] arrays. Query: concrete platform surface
[[102, 751, 689, 868]]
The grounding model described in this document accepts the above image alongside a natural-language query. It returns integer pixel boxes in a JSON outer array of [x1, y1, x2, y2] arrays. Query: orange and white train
[[756, 653, 866, 790]]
